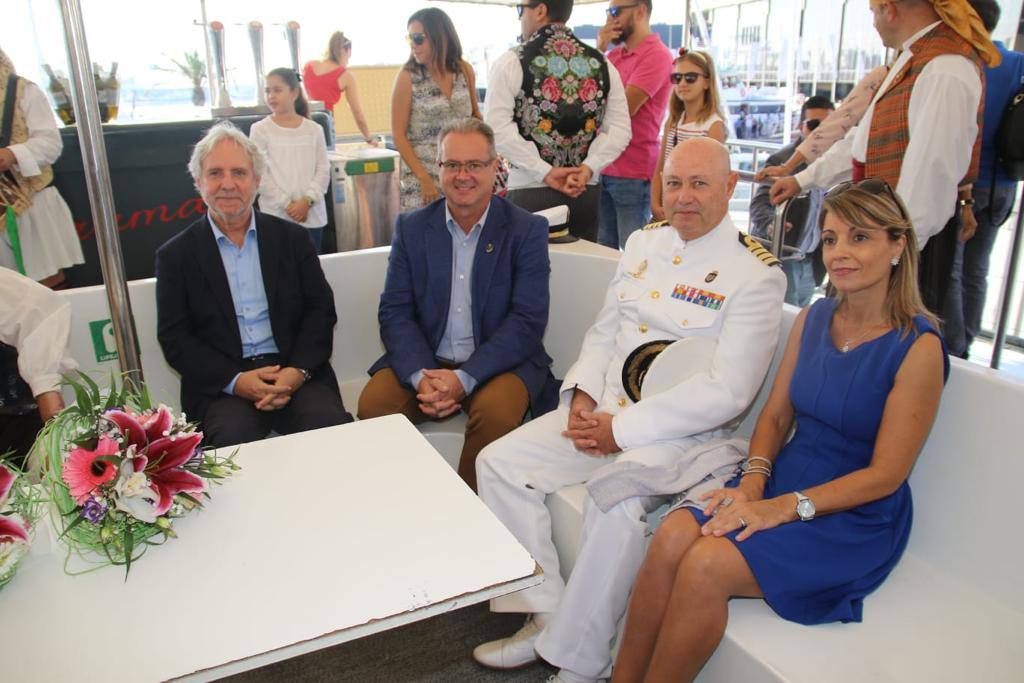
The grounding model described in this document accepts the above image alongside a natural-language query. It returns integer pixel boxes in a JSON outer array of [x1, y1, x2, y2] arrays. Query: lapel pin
[[485, 243, 494, 253], [705, 270, 718, 283]]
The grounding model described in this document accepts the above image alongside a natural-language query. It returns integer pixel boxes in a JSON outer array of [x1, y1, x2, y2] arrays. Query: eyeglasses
[[438, 159, 495, 174], [802, 118, 822, 132], [406, 32, 426, 46], [670, 72, 705, 85], [826, 178, 909, 222], [607, 3, 641, 18], [516, 2, 541, 18]]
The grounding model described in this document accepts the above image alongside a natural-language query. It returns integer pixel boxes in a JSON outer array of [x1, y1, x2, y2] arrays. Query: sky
[[6, 0, 651, 92]]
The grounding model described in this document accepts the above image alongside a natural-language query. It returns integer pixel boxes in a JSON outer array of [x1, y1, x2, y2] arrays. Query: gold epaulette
[[641, 220, 669, 231], [738, 233, 781, 267]]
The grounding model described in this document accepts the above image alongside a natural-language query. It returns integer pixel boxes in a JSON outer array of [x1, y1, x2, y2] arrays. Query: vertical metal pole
[[685, 0, 693, 49], [199, 0, 214, 113], [991, 185, 1024, 369], [58, 0, 143, 385], [833, 0, 849, 101]]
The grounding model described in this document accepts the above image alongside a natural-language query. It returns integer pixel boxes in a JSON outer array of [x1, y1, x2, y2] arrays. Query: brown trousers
[[357, 368, 529, 492]]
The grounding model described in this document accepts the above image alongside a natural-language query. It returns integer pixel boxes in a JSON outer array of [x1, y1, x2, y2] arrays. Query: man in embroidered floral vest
[[769, 0, 999, 338], [485, 0, 630, 242]]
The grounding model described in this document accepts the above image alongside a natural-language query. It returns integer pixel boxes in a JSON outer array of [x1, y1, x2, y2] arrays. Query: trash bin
[[329, 145, 401, 252]]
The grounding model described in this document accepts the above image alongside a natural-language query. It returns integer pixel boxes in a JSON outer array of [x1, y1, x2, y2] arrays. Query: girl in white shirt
[[249, 68, 330, 252], [651, 49, 729, 220]]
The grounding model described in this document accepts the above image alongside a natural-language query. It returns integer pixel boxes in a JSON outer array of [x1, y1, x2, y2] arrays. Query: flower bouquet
[[35, 374, 238, 576], [0, 460, 45, 589]]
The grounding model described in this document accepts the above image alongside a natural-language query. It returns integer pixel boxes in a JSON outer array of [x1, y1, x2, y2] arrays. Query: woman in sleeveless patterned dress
[[391, 7, 481, 212], [612, 180, 949, 683]]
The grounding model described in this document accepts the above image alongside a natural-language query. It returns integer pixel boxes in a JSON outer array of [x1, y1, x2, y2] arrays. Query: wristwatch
[[958, 197, 975, 207], [794, 491, 816, 521], [297, 368, 312, 382]]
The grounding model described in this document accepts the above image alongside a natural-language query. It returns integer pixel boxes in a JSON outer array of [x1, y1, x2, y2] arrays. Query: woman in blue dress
[[611, 179, 950, 683]]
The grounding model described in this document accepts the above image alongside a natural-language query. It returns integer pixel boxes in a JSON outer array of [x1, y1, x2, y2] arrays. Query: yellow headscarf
[[871, 0, 1001, 67], [931, 0, 1001, 67]]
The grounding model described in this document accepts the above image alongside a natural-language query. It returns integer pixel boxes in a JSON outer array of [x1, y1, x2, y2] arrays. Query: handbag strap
[[0, 74, 19, 149]]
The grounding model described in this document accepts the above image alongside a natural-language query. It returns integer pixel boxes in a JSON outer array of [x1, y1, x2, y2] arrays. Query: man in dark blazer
[[156, 121, 351, 448], [358, 119, 556, 491]]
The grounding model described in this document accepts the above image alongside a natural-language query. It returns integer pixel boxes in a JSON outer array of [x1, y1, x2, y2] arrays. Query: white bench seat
[[59, 242, 1023, 682]]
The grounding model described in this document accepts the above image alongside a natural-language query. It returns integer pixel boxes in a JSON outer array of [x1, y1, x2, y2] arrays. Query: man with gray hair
[[358, 118, 556, 492], [156, 121, 351, 447]]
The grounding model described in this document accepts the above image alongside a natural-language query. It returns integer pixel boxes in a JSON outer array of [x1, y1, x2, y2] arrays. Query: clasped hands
[[285, 199, 310, 223], [562, 389, 620, 457], [416, 368, 466, 418], [545, 165, 593, 199], [234, 365, 306, 411]]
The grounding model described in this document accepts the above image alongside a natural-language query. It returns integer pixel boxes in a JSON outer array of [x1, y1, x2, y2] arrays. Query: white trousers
[[476, 406, 694, 678]]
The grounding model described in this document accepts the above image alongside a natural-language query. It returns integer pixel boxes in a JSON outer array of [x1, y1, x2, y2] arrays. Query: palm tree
[[156, 51, 207, 106]]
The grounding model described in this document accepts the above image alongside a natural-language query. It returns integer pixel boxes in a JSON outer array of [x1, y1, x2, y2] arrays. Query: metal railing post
[[58, 0, 143, 386], [991, 184, 1024, 369]]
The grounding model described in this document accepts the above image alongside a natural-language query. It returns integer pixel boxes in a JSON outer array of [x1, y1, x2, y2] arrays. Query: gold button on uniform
[[682, 319, 689, 326], [618, 398, 627, 407], [639, 324, 649, 333], [672, 256, 682, 265], [650, 291, 660, 299]]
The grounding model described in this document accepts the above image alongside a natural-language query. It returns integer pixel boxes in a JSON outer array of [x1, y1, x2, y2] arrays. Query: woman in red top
[[302, 31, 376, 145]]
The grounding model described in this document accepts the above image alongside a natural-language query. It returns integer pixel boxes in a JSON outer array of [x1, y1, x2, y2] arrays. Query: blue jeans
[[782, 258, 816, 307], [963, 183, 1017, 355], [307, 227, 324, 254], [598, 176, 651, 249]]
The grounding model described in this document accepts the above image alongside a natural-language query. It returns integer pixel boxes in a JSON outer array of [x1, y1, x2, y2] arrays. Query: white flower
[[112, 460, 159, 524], [0, 538, 30, 578]]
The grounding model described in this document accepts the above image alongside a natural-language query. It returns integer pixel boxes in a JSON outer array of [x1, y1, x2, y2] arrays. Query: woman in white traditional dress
[[0, 48, 84, 287]]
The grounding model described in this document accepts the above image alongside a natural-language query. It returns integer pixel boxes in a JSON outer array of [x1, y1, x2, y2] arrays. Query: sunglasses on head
[[606, 3, 640, 18], [671, 72, 705, 85], [826, 178, 909, 221], [407, 32, 426, 46], [516, 2, 541, 18]]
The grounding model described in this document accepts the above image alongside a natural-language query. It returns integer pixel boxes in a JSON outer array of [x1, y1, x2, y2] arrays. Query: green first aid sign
[[89, 319, 119, 363]]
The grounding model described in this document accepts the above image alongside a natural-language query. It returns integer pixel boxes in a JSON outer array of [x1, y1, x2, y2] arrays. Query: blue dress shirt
[[211, 214, 279, 394], [408, 204, 490, 396]]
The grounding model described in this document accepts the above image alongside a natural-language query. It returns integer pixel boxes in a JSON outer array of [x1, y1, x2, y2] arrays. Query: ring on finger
[[722, 496, 734, 507], [738, 517, 748, 528]]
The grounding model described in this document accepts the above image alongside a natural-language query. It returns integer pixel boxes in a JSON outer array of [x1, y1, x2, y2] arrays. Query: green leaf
[[80, 372, 101, 404], [123, 526, 134, 579], [57, 513, 87, 540]]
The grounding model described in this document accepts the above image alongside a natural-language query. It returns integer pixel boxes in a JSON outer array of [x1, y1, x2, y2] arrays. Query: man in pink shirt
[[597, 0, 673, 249]]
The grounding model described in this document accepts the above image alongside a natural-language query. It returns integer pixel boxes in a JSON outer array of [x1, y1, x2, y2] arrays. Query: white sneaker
[[547, 671, 600, 683], [472, 616, 543, 670]]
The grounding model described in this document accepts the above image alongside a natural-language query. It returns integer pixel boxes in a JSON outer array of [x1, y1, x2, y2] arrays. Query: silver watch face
[[796, 497, 815, 520]]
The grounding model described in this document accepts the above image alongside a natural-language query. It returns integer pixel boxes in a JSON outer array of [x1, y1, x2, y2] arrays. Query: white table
[[0, 415, 541, 681]]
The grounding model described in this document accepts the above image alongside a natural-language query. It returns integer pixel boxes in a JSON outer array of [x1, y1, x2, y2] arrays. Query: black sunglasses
[[406, 32, 426, 46], [607, 3, 641, 18], [802, 118, 822, 132], [516, 2, 541, 18], [670, 71, 705, 85], [826, 178, 909, 222]]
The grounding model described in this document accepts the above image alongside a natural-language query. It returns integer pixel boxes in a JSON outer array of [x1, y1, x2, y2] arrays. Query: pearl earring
[[891, 257, 901, 267]]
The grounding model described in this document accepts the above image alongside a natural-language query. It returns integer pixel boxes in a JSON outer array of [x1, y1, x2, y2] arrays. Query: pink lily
[[0, 465, 29, 544], [142, 432, 205, 516], [104, 410, 147, 450], [104, 405, 173, 449]]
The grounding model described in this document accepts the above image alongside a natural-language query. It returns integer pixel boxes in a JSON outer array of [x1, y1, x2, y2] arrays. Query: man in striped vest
[[770, 0, 999, 329]]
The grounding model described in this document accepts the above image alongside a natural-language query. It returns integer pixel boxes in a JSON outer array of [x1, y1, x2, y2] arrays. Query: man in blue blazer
[[358, 119, 556, 491]]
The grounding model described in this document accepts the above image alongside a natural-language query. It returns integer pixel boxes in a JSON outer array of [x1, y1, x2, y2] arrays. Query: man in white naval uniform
[[472, 137, 787, 683]]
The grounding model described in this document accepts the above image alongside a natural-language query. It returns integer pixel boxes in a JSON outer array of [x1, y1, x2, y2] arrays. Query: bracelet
[[741, 467, 772, 478], [959, 197, 975, 207], [747, 456, 773, 468]]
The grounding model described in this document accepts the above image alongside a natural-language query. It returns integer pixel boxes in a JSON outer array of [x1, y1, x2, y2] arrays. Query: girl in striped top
[[651, 49, 729, 220]]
